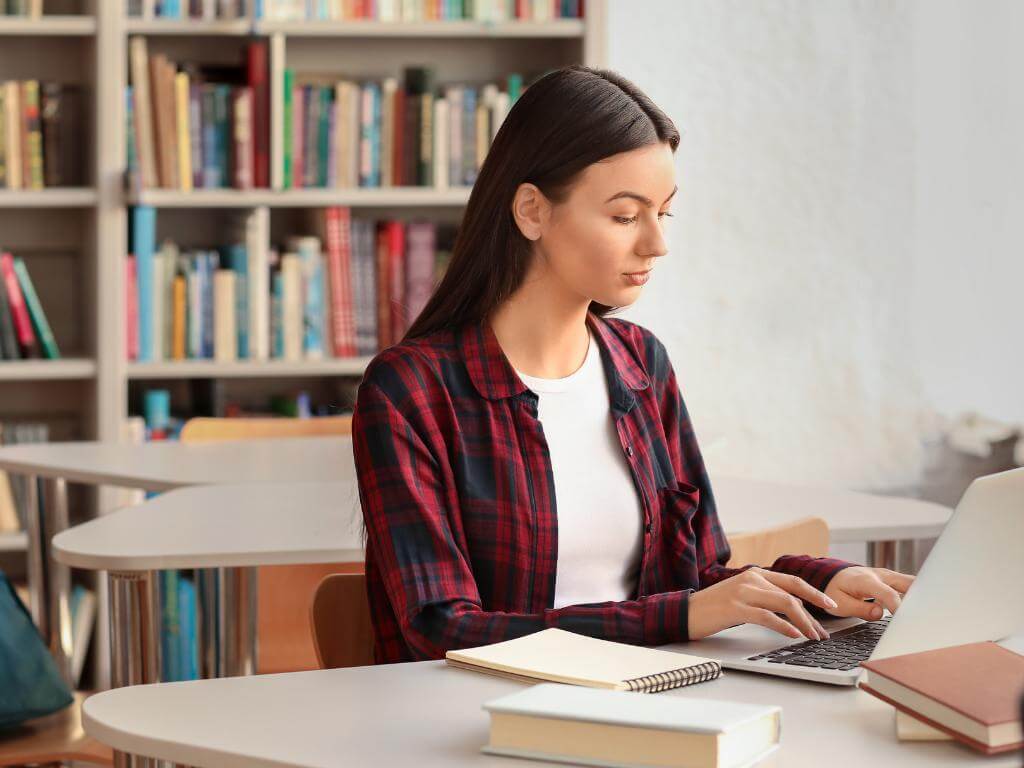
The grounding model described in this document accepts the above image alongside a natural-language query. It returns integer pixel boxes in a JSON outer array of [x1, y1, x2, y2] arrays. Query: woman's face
[[516, 142, 676, 308]]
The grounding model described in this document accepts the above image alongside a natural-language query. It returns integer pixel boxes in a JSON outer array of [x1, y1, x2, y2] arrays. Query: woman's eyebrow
[[604, 185, 678, 207]]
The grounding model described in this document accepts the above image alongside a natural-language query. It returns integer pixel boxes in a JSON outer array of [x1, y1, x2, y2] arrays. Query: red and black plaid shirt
[[352, 311, 854, 664]]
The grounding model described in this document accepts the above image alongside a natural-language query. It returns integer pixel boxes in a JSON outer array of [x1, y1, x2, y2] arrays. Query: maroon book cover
[[246, 42, 269, 189]]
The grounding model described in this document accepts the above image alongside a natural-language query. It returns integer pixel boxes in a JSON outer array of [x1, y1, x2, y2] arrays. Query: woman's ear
[[511, 183, 549, 241]]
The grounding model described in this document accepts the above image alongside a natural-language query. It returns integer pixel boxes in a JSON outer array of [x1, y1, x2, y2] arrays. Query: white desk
[[712, 475, 951, 543], [51, 482, 364, 717], [0, 436, 355, 492], [0, 437, 356, 682], [82, 654, 1014, 768]]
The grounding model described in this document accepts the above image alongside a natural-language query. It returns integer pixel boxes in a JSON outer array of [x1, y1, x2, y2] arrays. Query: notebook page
[[446, 628, 715, 688]]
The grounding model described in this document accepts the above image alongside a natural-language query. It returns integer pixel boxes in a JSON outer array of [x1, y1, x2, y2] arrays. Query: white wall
[[609, 0, 1022, 492]]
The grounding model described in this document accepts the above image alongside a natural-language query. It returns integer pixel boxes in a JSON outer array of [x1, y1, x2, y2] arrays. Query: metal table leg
[[43, 477, 73, 684], [23, 473, 46, 637], [217, 566, 258, 677], [108, 570, 162, 768]]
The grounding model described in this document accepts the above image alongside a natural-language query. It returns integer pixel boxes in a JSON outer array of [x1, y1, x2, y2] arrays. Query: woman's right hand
[[687, 567, 839, 641]]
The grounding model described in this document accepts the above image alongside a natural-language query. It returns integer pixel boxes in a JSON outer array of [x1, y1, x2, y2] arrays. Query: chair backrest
[[310, 573, 375, 669], [178, 415, 356, 674], [179, 414, 352, 442], [725, 516, 830, 569], [0, 693, 112, 767]]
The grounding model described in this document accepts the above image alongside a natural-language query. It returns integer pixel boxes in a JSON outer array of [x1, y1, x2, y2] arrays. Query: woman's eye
[[614, 212, 674, 225]]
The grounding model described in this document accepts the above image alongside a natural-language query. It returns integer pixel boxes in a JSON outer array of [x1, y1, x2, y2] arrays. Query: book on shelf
[[1, 1, 44, 18], [127, 37, 270, 191], [0, 251, 60, 360], [0, 420, 48, 532], [482, 683, 780, 768], [255, 0, 585, 22], [859, 640, 1024, 755], [446, 628, 722, 692], [127, 205, 453, 363], [0, 80, 84, 190], [275, 64, 522, 191], [125, 0, 250, 20]]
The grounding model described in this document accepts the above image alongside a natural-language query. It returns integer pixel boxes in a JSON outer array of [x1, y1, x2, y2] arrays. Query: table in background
[[0, 437, 355, 684], [711, 474, 952, 570], [53, 481, 363, 708]]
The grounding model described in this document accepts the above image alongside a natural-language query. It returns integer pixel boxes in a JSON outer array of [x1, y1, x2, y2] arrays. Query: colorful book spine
[[270, 267, 284, 357], [213, 269, 237, 362], [174, 72, 192, 192], [232, 86, 253, 189], [125, 255, 139, 361], [247, 41, 269, 189], [214, 85, 231, 189], [131, 206, 156, 361], [0, 253, 37, 358], [282, 68, 293, 189], [200, 86, 217, 188], [223, 243, 249, 358], [12, 257, 59, 359], [160, 569, 181, 682], [200, 251, 215, 358], [323, 206, 357, 356], [177, 576, 198, 681], [171, 273, 186, 360], [22, 81, 44, 190], [280, 252, 302, 360], [0, 264, 20, 359], [188, 84, 203, 189]]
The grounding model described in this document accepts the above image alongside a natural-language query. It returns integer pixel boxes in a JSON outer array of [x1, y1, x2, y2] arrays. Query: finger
[[831, 591, 885, 621], [878, 569, 915, 594], [760, 571, 839, 612], [743, 606, 802, 640], [864, 580, 903, 615], [749, 585, 825, 640]]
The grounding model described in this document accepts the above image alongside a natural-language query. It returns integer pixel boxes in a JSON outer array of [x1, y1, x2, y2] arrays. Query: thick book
[[322, 206, 357, 357], [446, 628, 722, 693], [859, 640, 1024, 754], [482, 683, 779, 768]]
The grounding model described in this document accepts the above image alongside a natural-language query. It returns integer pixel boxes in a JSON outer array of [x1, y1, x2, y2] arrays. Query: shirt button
[[626, 445, 634, 457]]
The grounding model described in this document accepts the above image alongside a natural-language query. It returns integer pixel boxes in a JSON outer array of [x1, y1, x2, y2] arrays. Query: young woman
[[351, 64, 914, 664]]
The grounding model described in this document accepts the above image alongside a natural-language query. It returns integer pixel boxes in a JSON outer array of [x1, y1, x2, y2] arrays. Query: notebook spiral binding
[[623, 660, 722, 693]]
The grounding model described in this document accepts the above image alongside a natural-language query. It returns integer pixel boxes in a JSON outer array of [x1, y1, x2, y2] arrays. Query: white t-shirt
[[513, 328, 645, 609]]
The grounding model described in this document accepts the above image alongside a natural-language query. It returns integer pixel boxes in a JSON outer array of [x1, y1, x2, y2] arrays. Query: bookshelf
[[2, 0, 606, 688]]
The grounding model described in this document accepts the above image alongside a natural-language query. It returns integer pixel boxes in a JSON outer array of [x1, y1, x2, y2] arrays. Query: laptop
[[664, 467, 1024, 685]]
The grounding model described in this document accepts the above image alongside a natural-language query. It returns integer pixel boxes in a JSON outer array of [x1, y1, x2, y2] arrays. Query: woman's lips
[[624, 270, 651, 286]]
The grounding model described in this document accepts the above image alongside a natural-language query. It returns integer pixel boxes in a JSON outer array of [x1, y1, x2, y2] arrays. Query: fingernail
[[871, 607, 883, 619], [825, 596, 838, 608]]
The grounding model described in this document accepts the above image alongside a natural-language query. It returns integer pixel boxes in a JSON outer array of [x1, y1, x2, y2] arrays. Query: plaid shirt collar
[[456, 310, 651, 416]]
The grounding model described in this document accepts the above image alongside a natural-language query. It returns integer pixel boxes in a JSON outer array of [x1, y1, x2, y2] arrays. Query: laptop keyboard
[[745, 617, 891, 671]]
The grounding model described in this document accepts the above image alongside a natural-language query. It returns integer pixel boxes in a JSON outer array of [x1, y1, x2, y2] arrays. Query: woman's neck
[[488, 265, 592, 380]]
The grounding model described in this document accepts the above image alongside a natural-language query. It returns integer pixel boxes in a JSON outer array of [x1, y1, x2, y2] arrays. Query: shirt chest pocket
[[655, 479, 701, 583]]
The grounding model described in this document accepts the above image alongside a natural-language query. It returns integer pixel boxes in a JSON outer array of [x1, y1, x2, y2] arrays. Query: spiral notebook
[[445, 628, 722, 693]]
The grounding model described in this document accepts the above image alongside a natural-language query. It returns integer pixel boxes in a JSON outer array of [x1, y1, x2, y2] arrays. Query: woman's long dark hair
[[401, 64, 681, 342]]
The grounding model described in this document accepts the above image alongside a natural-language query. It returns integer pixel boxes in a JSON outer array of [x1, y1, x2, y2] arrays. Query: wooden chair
[[725, 516, 830, 568], [310, 572, 375, 669], [178, 414, 353, 442], [178, 414, 360, 674], [0, 693, 112, 767]]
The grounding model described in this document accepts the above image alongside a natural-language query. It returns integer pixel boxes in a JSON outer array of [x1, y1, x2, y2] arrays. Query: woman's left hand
[[823, 566, 915, 621]]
